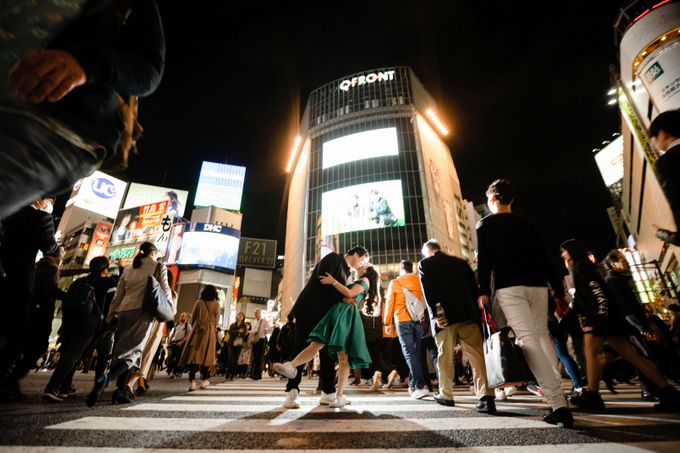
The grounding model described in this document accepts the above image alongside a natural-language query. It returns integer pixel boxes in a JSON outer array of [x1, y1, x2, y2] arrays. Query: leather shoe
[[475, 395, 496, 414], [543, 407, 574, 428], [433, 393, 455, 407], [112, 387, 135, 405], [656, 228, 680, 246]]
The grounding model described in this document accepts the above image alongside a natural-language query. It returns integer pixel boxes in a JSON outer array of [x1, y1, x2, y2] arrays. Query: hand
[[554, 297, 570, 318], [385, 325, 394, 335], [319, 272, 336, 286], [477, 295, 489, 310], [435, 316, 448, 328], [9, 50, 87, 103], [342, 297, 356, 305]]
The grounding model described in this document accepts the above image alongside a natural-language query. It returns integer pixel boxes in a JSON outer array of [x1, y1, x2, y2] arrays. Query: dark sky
[[118, 1, 625, 259]]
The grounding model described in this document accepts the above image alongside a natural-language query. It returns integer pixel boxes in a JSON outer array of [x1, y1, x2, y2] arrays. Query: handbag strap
[[480, 305, 497, 341], [153, 262, 161, 280]]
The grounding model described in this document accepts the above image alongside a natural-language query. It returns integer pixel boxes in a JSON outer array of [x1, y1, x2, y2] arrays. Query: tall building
[[281, 67, 474, 314], [612, 0, 680, 295]]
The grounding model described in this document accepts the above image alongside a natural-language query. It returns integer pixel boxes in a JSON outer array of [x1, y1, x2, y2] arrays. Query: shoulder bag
[[142, 263, 173, 322]]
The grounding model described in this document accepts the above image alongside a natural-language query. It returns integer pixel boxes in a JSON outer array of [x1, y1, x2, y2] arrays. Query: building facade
[[281, 67, 474, 315]]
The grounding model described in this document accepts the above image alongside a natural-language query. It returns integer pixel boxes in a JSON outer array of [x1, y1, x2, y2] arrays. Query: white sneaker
[[273, 362, 298, 379], [200, 380, 210, 389], [408, 387, 415, 397], [283, 389, 300, 409], [319, 391, 336, 405], [386, 369, 398, 389], [504, 386, 517, 397], [371, 371, 382, 391], [411, 388, 431, 399], [330, 395, 351, 408], [495, 388, 507, 401]]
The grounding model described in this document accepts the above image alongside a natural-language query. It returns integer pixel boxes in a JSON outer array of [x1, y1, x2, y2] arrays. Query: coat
[[108, 257, 172, 320], [179, 298, 220, 367]]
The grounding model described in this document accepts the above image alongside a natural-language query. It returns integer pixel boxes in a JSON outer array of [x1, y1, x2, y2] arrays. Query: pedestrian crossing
[[4, 376, 680, 451]]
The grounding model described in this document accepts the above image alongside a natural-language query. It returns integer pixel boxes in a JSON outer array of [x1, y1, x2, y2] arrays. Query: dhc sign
[[339, 70, 396, 92]]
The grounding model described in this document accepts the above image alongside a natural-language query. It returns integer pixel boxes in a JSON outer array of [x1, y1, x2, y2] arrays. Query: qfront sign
[[338, 70, 396, 92]]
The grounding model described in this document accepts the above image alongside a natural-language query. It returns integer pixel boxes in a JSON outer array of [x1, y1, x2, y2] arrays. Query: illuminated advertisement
[[322, 127, 398, 169], [84, 221, 113, 265], [65, 171, 127, 219], [594, 136, 624, 187], [123, 183, 189, 217], [194, 162, 246, 211], [177, 223, 240, 270], [109, 201, 174, 259], [321, 180, 406, 236]]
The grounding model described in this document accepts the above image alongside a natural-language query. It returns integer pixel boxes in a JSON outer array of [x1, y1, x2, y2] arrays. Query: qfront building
[[281, 67, 474, 314]]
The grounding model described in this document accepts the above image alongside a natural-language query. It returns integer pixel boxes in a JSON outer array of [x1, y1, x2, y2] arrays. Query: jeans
[[396, 321, 426, 390], [0, 112, 98, 219], [551, 335, 583, 389]]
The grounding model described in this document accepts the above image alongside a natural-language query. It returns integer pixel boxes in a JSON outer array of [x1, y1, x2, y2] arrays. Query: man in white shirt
[[249, 309, 269, 380]]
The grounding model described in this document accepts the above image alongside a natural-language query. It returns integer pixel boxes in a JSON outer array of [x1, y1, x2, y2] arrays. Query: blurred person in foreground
[[649, 110, 680, 246]]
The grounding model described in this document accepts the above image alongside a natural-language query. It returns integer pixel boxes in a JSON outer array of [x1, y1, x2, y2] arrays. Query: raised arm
[[319, 273, 367, 298]]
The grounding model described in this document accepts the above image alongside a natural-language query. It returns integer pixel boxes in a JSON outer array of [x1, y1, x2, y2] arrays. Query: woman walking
[[225, 312, 247, 380], [179, 285, 220, 391], [87, 242, 173, 406]]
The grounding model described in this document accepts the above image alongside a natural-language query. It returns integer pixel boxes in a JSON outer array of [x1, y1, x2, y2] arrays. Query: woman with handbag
[[225, 312, 247, 380], [178, 285, 220, 391], [237, 322, 253, 377], [87, 241, 172, 406]]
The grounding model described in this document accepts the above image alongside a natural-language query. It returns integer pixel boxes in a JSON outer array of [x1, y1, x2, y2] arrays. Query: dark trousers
[[285, 321, 336, 394], [167, 343, 184, 374], [9, 308, 53, 381], [0, 287, 32, 380], [188, 364, 210, 381], [250, 339, 265, 379], [226, 344, 242, 377], [46, 316, 98, 391]]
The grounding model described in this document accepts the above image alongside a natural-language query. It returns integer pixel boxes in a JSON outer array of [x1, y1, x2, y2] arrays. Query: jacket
[[383, 273, 423, 326], [108, 256, 171, 320], [33, 257, 66, 315]]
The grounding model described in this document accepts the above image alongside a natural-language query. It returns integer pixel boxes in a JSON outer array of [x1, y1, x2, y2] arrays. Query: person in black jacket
[[277, 314, 296, 363], [560, 239, 680, 412], [282, 246, 370, 409], [419, 239, 496, 414], [0, 197, 60, 400], [0, 0, 166, 219], [649, 110, 680, 246]]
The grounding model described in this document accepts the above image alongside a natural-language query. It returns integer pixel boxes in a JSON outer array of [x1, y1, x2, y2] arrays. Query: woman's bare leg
[[290, 341, 325, 368], [336, 352, 350, 398], [608, 337, 668, 389], [584, 333, 603, 392]]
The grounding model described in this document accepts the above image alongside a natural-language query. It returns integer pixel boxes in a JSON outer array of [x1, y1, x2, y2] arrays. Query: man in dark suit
[[649, 110, 680, 246], [418, 239, 495, 414], [283, 246, 370, 408]]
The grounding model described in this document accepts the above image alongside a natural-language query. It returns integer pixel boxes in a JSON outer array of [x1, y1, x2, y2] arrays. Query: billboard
[[109, 200, 174, 260], [237, 237, 277, 269], [194, 162, 246, 211], [321, 180, 406, 236], [65, 171, 127, 219], [176, 223, 240, 270], [123, 183, 189, 217], [83, 221, 113, 265], [594, 136, 624, 187], [242, 267, 273, 299], [322, 127, 398, 169]]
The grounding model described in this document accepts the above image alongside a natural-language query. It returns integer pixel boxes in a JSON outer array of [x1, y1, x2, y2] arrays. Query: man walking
[[419, 240, 496, 414], [476, 179, 572, 427], [249, 309, 269, 380], [649, 110, 680, 246], [283, 246, 369, 408]]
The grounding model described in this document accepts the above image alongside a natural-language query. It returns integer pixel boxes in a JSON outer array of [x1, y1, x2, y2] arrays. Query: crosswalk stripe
[[45, 415, 556, 432], [164, 395, 430, 402], [122, 403, 459, 412]]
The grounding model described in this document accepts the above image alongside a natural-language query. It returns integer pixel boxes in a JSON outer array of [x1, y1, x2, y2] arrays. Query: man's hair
[[667, 303, 680, 312], [649, 110, 680, 138], [486, 179, 515, 204], [89, 256, 110, 276], [423, 239, 441, 252], [346, 245, 369, 257], [400, 260, 414, 273]]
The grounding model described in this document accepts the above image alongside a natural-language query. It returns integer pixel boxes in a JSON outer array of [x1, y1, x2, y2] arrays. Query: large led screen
[[321, 180, 406, 236], [123, 183, 189, 217], [194, 162, 246, 210], [322, 127, 398, 169], [177, 231, 239, 270]]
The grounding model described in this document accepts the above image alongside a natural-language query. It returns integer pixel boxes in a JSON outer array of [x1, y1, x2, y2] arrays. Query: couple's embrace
[[274, 246, 376, 408]]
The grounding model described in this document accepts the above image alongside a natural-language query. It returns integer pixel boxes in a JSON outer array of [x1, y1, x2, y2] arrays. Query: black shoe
[[58, 386, 78, 399], [41, 387, 64, 403], [433, 393, 455, 407], [642, 392, 659, 402], [87, 374, 109, 407], [1, 380, 26, 401], [543, 407, 574, 428], [476, 395, 497, 414], [656, 229, 680, 246], [112, 387, 135, 405], [654, 386, 680, 412], [569, 388, 605, 410]]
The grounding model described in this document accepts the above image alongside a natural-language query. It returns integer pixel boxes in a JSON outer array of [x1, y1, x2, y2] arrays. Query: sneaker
[[411, 388, 431, 400], [526, 383, 543, 397], [42, 388, 64, 403], [543, 407, 574, 428], [495, 388, 507, 401], [408, 387, 415, 397], [330, 395, 351, 408], [273, 362, 298, 379], [319, 391, 336, 405], [283, 389, 300, 409], [433, 393, 455, 406], [569, 388, 605, 410], [475, 395, 497, 414], [349, 377, 361, 386], [656, 228, 680, 246], [200, 380, 210, 389], [189, 380, 197, 392], [58, 386, 77, 399], [86, 374, 109, 407], [371, 371, 382, 391], [504, 386, 517, 397], [385, 369, 398, 389]]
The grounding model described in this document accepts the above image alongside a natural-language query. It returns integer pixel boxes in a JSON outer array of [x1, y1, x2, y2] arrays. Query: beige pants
[[128, 320, 164, 389], [434, 320, 493, 401]]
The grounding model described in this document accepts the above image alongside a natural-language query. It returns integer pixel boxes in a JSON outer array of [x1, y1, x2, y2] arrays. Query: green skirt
[[308, 302, 372, 369]]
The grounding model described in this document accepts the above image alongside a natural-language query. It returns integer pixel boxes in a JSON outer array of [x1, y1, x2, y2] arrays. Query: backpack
[[403, 287, 426, 322], [63, 277, 96, 317]]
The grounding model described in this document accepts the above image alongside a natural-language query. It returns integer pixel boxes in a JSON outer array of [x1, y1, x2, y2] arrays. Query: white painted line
[[123, 403, 460, 413], [164, 395, 428, 402], [46, 416, 555, 432]]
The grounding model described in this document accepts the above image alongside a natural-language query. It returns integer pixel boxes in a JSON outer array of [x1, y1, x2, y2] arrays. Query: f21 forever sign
[[237, 237, 277, 269]]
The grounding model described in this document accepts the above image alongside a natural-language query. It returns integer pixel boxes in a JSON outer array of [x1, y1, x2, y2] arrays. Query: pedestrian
[[87, 241, 173, 406], [0, 0, 165, 219], [560, 239, 680, 411], [476, 179, 572, 427], [226, 312, 247, 380], [0, 196, 60, 400], [648, 110, 680, 246], [179, 285, 220, 391], [276, 314, 296, 362], [237, 322, 253, 377], [249, 309, 269, 380], [267, 325, 281, 376], [167, 312, 191, 377], [274, 265, 375, 408], [419, 239, 496, 414], [274, 246, 369, 409]]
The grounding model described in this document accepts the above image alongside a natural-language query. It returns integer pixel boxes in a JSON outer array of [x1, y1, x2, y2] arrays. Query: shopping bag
[[142, 263, 173, 322], [481, 305, 533, 389]]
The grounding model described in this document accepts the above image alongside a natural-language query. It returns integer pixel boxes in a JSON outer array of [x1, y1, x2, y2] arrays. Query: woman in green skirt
[[274, 265, 377, 407]]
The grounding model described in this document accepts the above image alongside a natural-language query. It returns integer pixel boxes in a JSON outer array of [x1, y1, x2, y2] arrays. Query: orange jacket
[[383, 273, 424, 327]]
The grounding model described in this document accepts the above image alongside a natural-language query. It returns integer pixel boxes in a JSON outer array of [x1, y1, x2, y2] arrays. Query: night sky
[[114, 1, 625, 260]]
